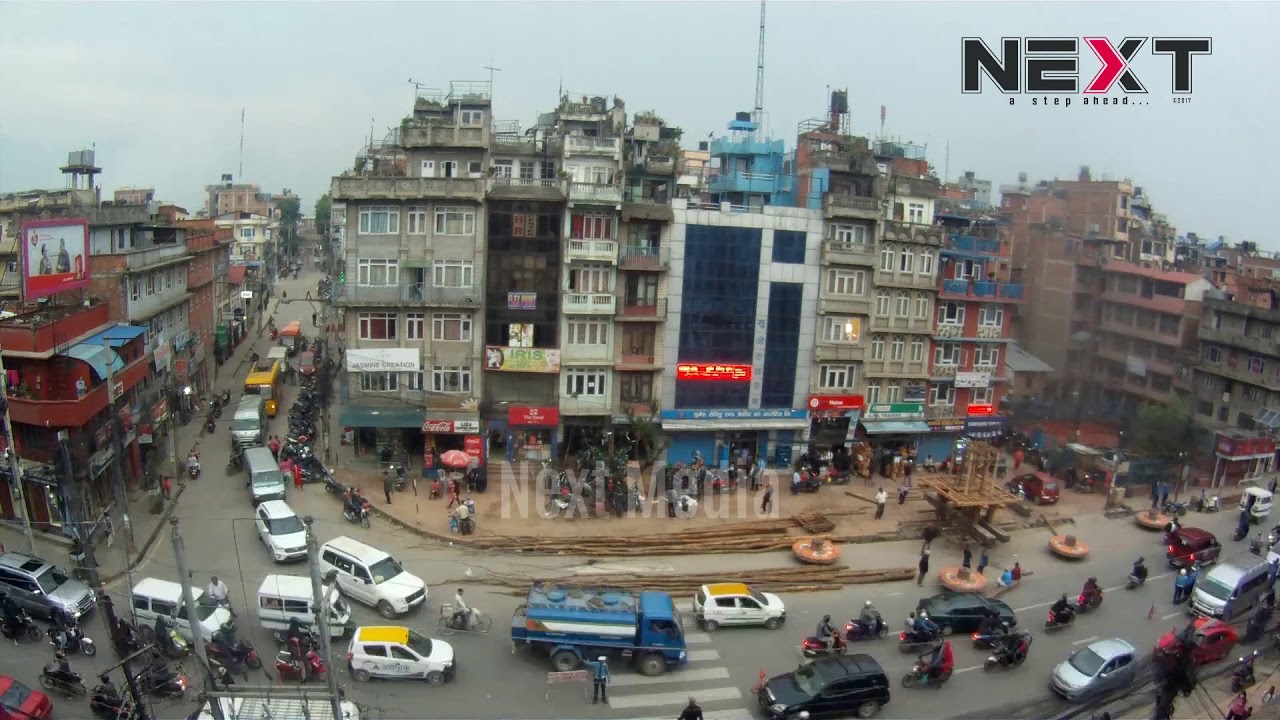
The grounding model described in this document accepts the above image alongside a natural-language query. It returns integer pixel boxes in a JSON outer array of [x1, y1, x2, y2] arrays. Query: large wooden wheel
[[1049, 534, 1089, 559], [793, 537, 841, 565], [938, 566, 987, 593], [1136, 510, 1171, 530]]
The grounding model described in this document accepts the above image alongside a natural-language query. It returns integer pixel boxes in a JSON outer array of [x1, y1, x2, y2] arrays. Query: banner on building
[[483, 346, 561, 373]]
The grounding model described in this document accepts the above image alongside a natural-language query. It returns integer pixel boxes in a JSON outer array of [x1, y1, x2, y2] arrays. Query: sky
[[0, 1, 1275, 246]]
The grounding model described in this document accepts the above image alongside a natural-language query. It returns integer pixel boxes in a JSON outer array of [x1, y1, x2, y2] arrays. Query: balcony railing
[[617, 298, 667, 321], [565, 136, 621, 156], [826, 194, 881, 212], [709, 171, 781, 195], [617, 353, 657, 368], [332, 176, 485, 202], [976, 324, 1005, 340], [644, 156, 675, 175], [124, 244, 188, 272], [400, 124, 486, 149], [938, 279, 1024, 302], [934, 364, 958, 377], [7, 354, 149, 428], [563, 293, 616, 315], [334, 284, 479, 306], [935, 324, 964, 339], [926, 405, 957, 419], [1199, 326, 1274, 356], [946, 233, 1003, 256], [565, 239, 618, 263], [618, 246, 669, 270], [822, 240, 876, 265], [568, 182, 622, 205]]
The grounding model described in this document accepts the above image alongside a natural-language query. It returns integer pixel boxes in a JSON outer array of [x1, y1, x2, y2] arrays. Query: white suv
[[255, 500, 307, 562]]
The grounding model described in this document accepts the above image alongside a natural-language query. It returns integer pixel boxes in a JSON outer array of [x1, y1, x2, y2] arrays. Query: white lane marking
[[955, 664, 983, 674], [1013, 572, 1175, 612], [886, 591, 903, 597], [610, 667, 730, 688], [684, 632, 712, 644], [686, 649, 720, 663], [608, 686, 742, 710], [1162, 612, 1184, 620], [616, 709, 753, 720], [1072, 635, 1100, 646]]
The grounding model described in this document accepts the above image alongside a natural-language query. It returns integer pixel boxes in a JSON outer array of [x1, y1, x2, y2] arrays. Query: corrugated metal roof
[[1005, 344, 1053, 374]]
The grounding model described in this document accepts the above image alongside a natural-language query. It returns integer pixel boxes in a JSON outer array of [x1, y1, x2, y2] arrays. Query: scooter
[[90, 677, 134, 720], [844, 619, 888, 643], [901, 659, 951, 688], [1043, 607, 1076, 632], [204, 415, 217, 434], [138, 662, 187, 698], [984, 633, 1033, 671], [1, 610, 43, 642], [1076, 590, 1103, 613], [275, 649, 326, 683], [800, 634, 847, 658], [206, 630, 260, 670], [48, 622, 96, 656], [1126, 573, 1147, 589], [1194, 494, 1221, 513], [1235, 521, 1251, 542], [39, 665, 87, 697], [1162, 500, 1189, 517], [898, 631, 942, 654], [1231, 651, 1261, 692]]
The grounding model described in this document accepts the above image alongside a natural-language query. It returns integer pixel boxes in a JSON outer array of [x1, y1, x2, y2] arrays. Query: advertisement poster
[[22, 219, 89, 300], [483, 346, 561, 373]]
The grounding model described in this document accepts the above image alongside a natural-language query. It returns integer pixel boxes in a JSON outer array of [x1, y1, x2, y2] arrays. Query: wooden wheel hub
[[1048, 534, 1089, 559], [793, 537, 841, 565]]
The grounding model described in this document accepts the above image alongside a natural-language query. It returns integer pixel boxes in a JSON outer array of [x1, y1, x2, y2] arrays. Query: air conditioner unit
[[1087, 224, 1100, 234]]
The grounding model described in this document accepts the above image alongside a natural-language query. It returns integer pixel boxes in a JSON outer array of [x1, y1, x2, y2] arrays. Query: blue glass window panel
[[761, 283, 802, 408], [771, 230, 806, 264], [675, 225, 761, 409]]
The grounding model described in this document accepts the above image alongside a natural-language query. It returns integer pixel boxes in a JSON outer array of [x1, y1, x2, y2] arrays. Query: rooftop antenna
[[752, 0, 766, 136], [238, 108, 245, 179], [408, 78, 430, 105], [484, 59, 501, 96], [944, 139, 950, 184]]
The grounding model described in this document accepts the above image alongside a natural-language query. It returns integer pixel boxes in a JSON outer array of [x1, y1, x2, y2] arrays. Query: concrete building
[[955, 171, 993, 208], [174, 219, 234, 392], [707, 113, 794, 208], [216, 211, 275, 264], [114, 187, 155, 206], [204, 179, 288, 220]]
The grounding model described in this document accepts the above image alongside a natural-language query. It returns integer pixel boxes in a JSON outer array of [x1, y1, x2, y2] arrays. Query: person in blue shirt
[[585, 656, 609, 705], [914, 612, 939, 639], [1174, 569, 1195, 604]]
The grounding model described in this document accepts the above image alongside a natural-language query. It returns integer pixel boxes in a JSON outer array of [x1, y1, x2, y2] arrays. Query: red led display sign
[[676, 363, 753, 381], [967, 404, 996, 416]]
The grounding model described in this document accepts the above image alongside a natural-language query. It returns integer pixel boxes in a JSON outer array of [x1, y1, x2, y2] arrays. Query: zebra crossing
[[606, 601, 756, 719]]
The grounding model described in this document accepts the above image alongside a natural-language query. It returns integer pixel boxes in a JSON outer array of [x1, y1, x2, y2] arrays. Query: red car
[[0, 676, 52, 720], [1156, 617, 1238, 666], [1008, 472, 1060, 505]]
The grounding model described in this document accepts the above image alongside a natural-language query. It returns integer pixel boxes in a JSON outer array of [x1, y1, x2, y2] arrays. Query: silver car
[[0, 552, 95, 619], [1050, 638, 1137, 702]]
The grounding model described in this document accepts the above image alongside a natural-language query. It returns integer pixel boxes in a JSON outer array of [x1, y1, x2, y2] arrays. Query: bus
[[280, 321, 303, 355], [244, 360, 283, 417]]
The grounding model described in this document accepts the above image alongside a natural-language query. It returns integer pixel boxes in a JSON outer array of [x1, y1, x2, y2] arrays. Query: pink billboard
[[22, 219, 89, 301]]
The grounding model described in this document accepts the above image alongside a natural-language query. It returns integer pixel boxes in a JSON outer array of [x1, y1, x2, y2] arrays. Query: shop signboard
[[21, 219, 90, 301], [506, 292, 537, 310], [862, 403, 925, 421], [421, 419, 482, 434], [345, 348, 420, 373], [964, 417, 1006, 432], [659, 408, 808, 421], [1216, 433, 1277, 459], [903, 385, 927, 404], [510, 407, 560, 427], [464, 435, 484, 465], [152, 399, 169, 424], [954, 372, 991, 389], [928, 418, 966, 433], [676, 363, 753, 381], [484, 346, 561, 373], [807, 395, 865, 412]]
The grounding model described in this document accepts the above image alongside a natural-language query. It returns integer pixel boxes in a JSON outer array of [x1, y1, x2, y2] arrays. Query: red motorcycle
[[275, 649, 325, 683]]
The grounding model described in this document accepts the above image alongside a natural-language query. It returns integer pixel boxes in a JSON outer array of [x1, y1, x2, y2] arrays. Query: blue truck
[[511, 583, 689, 676]]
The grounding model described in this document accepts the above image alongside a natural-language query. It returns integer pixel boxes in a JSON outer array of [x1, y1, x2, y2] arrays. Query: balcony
[[559, 393, 611, 415], [938, 279, 1025, 302], [616, 299, 666, 321], [814, 343, 866, 362], [976, 324, 1007, 340], [819, 295, 873, 316], [823, 194, 882, 221], [1099, 290, 1186, 315], [124, 244, 190, 273], [400, 123, 487, 149], [709, 137, 783, 157], [565, 136, 621, 157], [945, 233, 1004, 256], [934, 364, 958, 377], [618, 400, 656, 417], [1199, 326, 1274, 356], [0, 275, 20, 297], [567, 182, 622, 206], [563, 293, 616, 315], [8, 354, 149, 428], [935, 323, 964, 339], [822, 240, 876, 267], [615, 353, 658, 370], [0, 304, 111, 355], [486, 177, 567, 202], [709, 171, 782, 196], [565, 239, 618, 264], [618, 246, 669, 271], [561, 342, 613, 364], [883, 221, 945, 247], [874, 272, 937, 291], [644, 156, 675, 175], [862, 358, 928, 379], [332, 176, 485, 202], [926, 405, 958, 420], [334, 284, 479, 307]]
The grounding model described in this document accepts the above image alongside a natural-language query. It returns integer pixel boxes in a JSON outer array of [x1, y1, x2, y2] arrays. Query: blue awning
[[61, 342, 125, 381], [81, 324, 147, 349], [862, 421, 931, 435]]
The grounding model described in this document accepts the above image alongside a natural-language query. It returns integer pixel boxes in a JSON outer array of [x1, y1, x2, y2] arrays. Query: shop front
[[920, 417, 965, 464], [807, 395, 865, 449], [859, 404, 929, 479], [660, 408, 810, 469], [1210, 433, 1277, 487], [421, 417, 484, 473], [500, 406, 559, 464], [964, 415, 1007, 441], [337, 348, 426, 454]]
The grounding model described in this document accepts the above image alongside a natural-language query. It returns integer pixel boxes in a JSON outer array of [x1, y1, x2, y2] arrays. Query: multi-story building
[[707, 114, 794, 207], [114, 187, 155, 206], [955, 171, 993, 208], [332, 81, 489, 462], [174, 219, 234, 392], [204, 179, 289, 220], [216, 211, 275, 264]]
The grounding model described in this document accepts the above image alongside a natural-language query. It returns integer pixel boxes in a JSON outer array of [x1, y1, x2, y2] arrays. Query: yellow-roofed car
[[347, 626, 455, 684], [692, 583, 786, 632]]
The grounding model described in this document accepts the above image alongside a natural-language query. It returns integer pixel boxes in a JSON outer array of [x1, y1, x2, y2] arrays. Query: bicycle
[[436, 604, 492, 635]]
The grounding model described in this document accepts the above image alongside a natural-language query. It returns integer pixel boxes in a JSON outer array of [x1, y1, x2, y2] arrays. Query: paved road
[[0, 266, 1261, 718]]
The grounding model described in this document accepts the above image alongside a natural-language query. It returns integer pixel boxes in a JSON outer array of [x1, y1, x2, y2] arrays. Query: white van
[[244, 446, 287, 505], [1189, 554, 1272, 621], [231, 396, 266, 448], [256, 574, 350, 638], [319, 537, 426, 619], [131, 577, 233, 642], [1242, 487, 1274, 523]]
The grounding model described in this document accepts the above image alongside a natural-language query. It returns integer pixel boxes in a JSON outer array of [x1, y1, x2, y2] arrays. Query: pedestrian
[[1226, 692, 1252, 720], [1263, 685, 1275, 704], [1270, 558, 1279, 587], [760, 482, 774, 514], [103, 514, 115, 550], [977, 548, 989, 575], [160, 475, 172, 500], [312, 312, 317, 327], [1271, 478, 1278, 495], [1173, 568, 1193, 604], [874, 487, 887, 520], [917, 549, 930, 586], [679, 696, 704, 720], [1011, 561, 1022, 582], [305, 291, 311, 300], [666, 487, 678, 518], [897, 484, 909, 505], [383, 472, 394, 504], [904, 460, 914, 487], [293, 462, 303, 489], [1159, 482, 1170, 508], [962, 544, 972, 569], [790, 466, 802, 495], [447, 479, 461, 509], [269, 435, 281, 460], [586, 655, 609, 705], [921, 523, 939, 553]]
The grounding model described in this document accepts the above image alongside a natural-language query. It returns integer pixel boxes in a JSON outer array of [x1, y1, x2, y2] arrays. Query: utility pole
[[97, 596, 153, 720], [58, 430, 99, 586], [304, 515, 345, 720], [102, 334, 133, 551], [170, 518, 225, 720], [484, 60, 501, 94], [0, 347, 35, 554]]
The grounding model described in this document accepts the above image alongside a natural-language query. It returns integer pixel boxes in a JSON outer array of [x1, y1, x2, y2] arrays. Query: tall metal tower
[[752, 0, 766, 133]]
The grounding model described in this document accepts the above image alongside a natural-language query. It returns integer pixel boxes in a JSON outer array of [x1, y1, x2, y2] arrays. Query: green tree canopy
[[276, 196, 302, 254], [1127, 398, 1194, 460], [314, 193, 331, 239]]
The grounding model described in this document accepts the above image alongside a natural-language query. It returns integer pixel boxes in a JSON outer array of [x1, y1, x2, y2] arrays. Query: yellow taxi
[[346, 626, 455, 684], [692, 582, 786, 631]]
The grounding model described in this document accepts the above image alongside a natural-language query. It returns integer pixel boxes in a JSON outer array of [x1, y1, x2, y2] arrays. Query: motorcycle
[[323, 473, 344, 495], [1231, 651, 1261, 692], [796, 475, 823, 494], [1162, 500, 1189, 517], [1126, 573, 1147, 590], [984, 633, 1032, 671], [138, 662, 187, 698], [898, 631, 942, 654], [39, 665, 87, 697], [1044, 607, 1076, 632], [1194, 494, 1221, 513], [1250, 530, 1277, 556], [901, 658, 952, 688], [1076, 590, 1103, 613], [149, 622, 189, 659], [273, 628, 321, 651], [971, 627, 1010, 649], [844, 619, 888, 643], [800, 634, 847, 658], [275, 649, 326, 683], [343, 497, 372, 528], [227, 453, 243, 474], [1, 610, 43, 642], [48, 622, 96, 656], [204, 415, 217, 434], [1235, 522, 1251, 542], [90, 679, 134, 720], [206, 629, 260, 671], [188, 462, 201, 480]]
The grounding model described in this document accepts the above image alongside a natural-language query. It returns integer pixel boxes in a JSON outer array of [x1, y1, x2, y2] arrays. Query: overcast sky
[[0, 2, 1273, 245]]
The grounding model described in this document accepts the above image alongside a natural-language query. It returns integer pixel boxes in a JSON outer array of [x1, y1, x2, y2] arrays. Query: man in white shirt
[[452, 588, 470, 630], [875, 488, 888, 520], [207, 576, 229, 604], [791, 469, 802, 495]]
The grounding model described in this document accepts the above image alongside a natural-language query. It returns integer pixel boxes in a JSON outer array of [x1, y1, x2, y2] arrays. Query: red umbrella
[[440, 450, 473, 469]]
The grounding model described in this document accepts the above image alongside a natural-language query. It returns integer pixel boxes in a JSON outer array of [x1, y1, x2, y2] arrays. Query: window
[[145, 274, 155, 295], [130, 280, 140, 301], [406, 372, 425, 390], [358, 312, 397, 340], [567, 321, 609, 345], [435, 207, 475, 235], [357, 259, 399, 286], [890, 336, 905, 361], [1204, 346, 1223, 364], [899, 249, 914, 273], [433, 261, 474, 288], [358, 206, 399, 234], [420, 160, 435, 177], [406, 207, 428, 234], [239, 227, 253, 239], [907, 202, 926, 224], [875, 290, 891, 316], [565, 368, 607, 396], [826, 269, 865, 296], [930, 384, 955, 406], [432, 313, 472, 341], [938, 302, 964, 324], [1250, 357, 1265, 374], [975, 347, 1000, 367], [359, 372, 398, 392], [442, 161, 458, 178], [1245, 386, 1263, 403], [880, 246, 896, 272], [432, 366, 472, 393], [832, 225, 868, 245], [822, 317, 860, 343], [1201, 374, 1218, 390], [570, 214, 614, 240], [460, 109, 484, 126], [910, 338, 925, 362], [618, 373, 653, 402], [772, 230, 807, 264], [405, 313, 425, 340], [914, 294, 929, 319], [871, 336, 885, 360], [518, 161, 535, 180], [493, 160, 513, 178], [934, 343, 961, 365], [918, 250, 935, 276], [895, 292, 910, 317], [978, 305, 1004, 327], [971, 387, 993, 404], [568, 266, 612, 293], [866, 383, 880, 404], [886, 383, 901, 402], [819, 364, 857, 390]]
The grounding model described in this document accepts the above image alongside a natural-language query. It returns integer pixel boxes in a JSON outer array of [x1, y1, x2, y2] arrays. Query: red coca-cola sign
[[422, 420, 453, 433], [464, 435, 484, 466], [509, 406, 559, 427]]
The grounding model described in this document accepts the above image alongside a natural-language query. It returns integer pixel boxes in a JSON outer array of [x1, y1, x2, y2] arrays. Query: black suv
[[758, 654, 890, 719]]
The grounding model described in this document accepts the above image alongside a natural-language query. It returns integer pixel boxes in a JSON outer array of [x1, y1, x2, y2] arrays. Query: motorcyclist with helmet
[[815, 615, 836, 650], [1132, 557, 1148, 584], [913, 611, 939, 642], [858, 601, 883, 637], [344, 487, 367, 519], [44, 650, 80, 689], [1081, 577, 1102, 607], [1050, 594, 1074, 625]]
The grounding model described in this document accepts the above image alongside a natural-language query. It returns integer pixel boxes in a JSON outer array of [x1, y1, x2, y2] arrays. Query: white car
[[255, 500, 308, 562], [130, 577, 233, 643], [692, 583, 786, 631], [347, 626, 455, 684]]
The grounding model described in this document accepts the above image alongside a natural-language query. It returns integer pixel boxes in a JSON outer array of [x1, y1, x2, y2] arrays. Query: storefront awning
[[60, 342, 125, 382], [227, 265, 248, 285], [338, 406, 426, 428], [661, 418, 810, 432], [862, 421, 931, 435], [82, 325, 147, 348]]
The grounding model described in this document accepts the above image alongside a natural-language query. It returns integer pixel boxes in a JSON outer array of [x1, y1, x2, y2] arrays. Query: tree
[[625, 410, 670, 474], [276, 196, 302, 255], [314, 194, 331, 240], [1128, 398, 1195, 461]]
